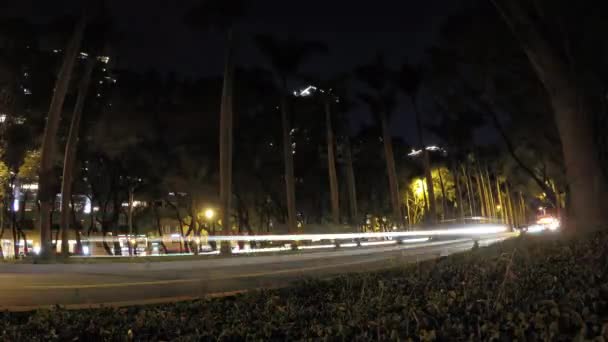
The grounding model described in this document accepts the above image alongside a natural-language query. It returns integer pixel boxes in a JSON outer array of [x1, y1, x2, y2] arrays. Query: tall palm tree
[[186, 0, 245, 252], [306, 74, 351, 226], [356, 55, 403, 226], [59, 57, 95, 257], [323, 93, 340, 225], [343, 135, 358, 224], [399, 63, 436, 223], [38, 16, 86, 258], [335, 96, 359, 226], [492, 0, 608, 229], [255, 35, 326, 233]]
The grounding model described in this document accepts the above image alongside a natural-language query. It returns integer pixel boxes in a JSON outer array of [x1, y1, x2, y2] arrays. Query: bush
[[1, 230, 607, 341]]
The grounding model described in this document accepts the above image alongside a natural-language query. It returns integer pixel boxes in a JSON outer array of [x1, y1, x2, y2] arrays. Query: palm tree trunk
[[412, 97, 436, 223], [506, 182, 516, 228], [405, 191, 411, 227], [454, 167, 465, 221], [438, 168, 448, 220], [127, 186, 134, 256], [496, 178, 504, 224], [324, 100, 340, 225], [60, 56, 94, 257], [475, 167, 486, 217], [479, 166, 490, 219], [379, 111, 403, 226], [190, 200, 199, 255], [462, 164, 475, 217], [280, 93, 297, 233], [219, 29, 235, 252], [519, 192, 526, 225], [485, 167, 496, 219], [549, 179, 561, 219], [492, 0, 608, 230], [39, 17, 86, 258], [422, 150, 436, 223], [343, 137, 358, 225]]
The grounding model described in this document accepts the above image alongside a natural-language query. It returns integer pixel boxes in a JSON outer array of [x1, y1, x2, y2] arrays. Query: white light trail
[[360, 240, 397, 247], [208, 225, 507, 242]]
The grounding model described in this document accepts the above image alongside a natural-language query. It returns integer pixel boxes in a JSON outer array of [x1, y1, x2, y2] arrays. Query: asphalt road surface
[[0, 234, 514, 311]]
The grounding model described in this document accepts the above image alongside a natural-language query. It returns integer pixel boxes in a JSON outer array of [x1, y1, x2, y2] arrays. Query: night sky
[[9, 0, 462, 143]]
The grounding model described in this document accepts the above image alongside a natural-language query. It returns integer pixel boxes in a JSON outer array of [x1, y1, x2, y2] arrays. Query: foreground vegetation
[[1, 230, 606, 340]]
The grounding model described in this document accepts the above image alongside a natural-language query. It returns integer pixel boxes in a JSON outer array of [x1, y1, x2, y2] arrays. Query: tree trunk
[[38, 17, 86, 258], [127, 186, 134, 256], [153, 204, 168, 254], [496, 178, 504, 224], [70, 197, 82, 255], [506, 182, 516, 229], [11, 207, 17, 257], [102, 231, 113, 255], [280, 92, 298, 233], [485, 167, 496, 219], [492, 0, 608, 230], [379, 111, 403, 226], [405, 192, 411, 227], [219, 29, 234, 250], [190, 201, 199, 255], [438, 168, 448, 220], [476, 167, 486, 217], [422, 150, 437, 223], [60, 56, 94, 257], [343, 137, 358, 225], [519, 192, 527, 225], [462, 164, 475, 217], [454, 167, 465, 221], [479, 165, 491, 219], [411, 96, 436, 223], [324, 100, 340, 225]]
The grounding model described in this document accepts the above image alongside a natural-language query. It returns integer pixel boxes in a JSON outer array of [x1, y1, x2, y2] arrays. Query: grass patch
[[1, 230, 607, 340]]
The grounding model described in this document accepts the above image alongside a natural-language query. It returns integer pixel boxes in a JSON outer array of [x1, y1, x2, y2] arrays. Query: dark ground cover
[[1, 230, 607, 341]]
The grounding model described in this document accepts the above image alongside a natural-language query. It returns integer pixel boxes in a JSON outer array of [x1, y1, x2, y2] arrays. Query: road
[[0, 234, 514, 311]]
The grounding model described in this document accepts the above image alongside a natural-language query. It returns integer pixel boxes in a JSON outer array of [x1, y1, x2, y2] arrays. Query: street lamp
[[204, 208, 215, 220]]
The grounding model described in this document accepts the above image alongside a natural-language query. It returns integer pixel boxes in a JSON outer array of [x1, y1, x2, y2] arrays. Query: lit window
[[97, 56, 110, 64]]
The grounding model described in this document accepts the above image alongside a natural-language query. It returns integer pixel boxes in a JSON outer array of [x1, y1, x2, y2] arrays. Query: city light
[[84, 198, 92, 214], [408, 145, 446, 157], [204, 208, 215, 220], [294, 85, 317, 97], [22, 183, 38, 190]]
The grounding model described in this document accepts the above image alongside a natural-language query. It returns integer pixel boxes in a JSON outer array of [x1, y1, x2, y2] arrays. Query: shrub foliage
[[1, 231, 608, 341]]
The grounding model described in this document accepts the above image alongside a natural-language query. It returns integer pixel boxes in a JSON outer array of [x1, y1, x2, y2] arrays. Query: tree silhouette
[[255, 34, 326, 233]]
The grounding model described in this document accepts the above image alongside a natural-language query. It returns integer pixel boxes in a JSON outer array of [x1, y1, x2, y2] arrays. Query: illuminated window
[[97, 56, 110, 64]]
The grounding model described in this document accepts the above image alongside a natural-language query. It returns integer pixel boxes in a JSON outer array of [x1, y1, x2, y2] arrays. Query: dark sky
[[9, 0, 462, 143]]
